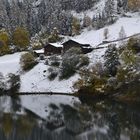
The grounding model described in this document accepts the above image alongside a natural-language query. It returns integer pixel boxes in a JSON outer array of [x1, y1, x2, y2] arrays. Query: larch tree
[[128, 0, 140, 11], [12, 27, 30, 50]]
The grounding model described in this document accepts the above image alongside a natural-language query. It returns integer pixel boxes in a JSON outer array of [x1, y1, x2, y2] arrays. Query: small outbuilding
[[34, 49, 44, 57], [44, 43, 63, 55]]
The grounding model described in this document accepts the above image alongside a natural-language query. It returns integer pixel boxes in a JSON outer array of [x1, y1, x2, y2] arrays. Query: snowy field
[[0, 52, 22, 76], [20, 63, 79, 93]]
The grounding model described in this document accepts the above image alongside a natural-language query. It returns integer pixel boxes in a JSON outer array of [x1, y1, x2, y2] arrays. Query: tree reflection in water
[[0, 95, 139, 140]]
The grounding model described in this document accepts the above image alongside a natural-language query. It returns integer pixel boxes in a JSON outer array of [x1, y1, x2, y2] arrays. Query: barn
[[44, 43, 63, 55], [62, 39, 93, 54]]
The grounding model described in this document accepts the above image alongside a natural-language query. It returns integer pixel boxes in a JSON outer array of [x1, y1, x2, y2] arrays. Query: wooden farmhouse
[[43, 40, 93, 55], [62, 39, 93, 54], [44, 43, 63, 55]]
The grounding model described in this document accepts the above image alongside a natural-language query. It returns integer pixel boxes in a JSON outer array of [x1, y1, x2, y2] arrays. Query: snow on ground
[[0, 13, 140, 93], [72, 13, 140, 47], [88, 47, 107, 65], [0, 52, 23, 76], [0, 12, 140, 118], [20, 63, 79, 93], [0, 52, 79, 93], [20, 95, 80, 118]]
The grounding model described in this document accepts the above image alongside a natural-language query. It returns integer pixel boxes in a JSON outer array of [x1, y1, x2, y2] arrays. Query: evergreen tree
[[117, 0, 127, 14], [104, 44, 120, 76], [104, 0, 117, 24]]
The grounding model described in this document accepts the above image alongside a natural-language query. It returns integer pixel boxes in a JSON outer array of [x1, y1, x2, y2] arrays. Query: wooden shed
[[44, 43, 63, 55]]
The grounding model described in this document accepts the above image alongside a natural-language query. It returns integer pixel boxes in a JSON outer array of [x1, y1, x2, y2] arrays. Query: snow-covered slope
[[0, 53, 79, 93], [72, 13, 140, 47], [20, 63, 79, 93], [0, 52, 22, 76], [0, 13, 140, 93]]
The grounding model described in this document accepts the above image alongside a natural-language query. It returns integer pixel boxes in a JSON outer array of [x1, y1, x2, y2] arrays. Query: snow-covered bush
[[48, 27, 62, 43], [79, 56, 89, 68], [126, 37, 140, 53], [49, 55, 61, 67], [0, 73, 20, 92], [60, 48, 89, 79], [74, 66, 108, 94], [117, 40, 140, 84], [48, 67, 58, 81], [20, 52, 38, 71], [39, 54, 45, 60], [82, 15, 92, 28]]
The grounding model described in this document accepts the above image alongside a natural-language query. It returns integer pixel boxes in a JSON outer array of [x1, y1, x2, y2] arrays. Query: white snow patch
[[0, 52, 24, 76], [49, 43, 63, 48], [20, 63, 79, 93], [34, 49, 44, 54]]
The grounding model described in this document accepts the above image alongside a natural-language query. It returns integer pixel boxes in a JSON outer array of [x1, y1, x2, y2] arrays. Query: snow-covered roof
[[49, 43, 63, 48], [71, 38, 91, 45], [34, 49, 44, 54], [62, 39, 91, 47]]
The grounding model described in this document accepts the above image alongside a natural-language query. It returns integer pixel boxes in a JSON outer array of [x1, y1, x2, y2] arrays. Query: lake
[[0, 94, 139, 140]]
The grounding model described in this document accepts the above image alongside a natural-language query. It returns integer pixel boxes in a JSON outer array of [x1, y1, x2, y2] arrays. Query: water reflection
[[0, 95, 139, 140]]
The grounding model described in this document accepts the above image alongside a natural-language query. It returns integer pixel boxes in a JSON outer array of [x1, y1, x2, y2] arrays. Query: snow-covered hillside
[[20, 63, 79, 93], [0, 52, 22, 76], [73, 12, 140, 47], [0, 12, 140, 93], [0, 53, 79, 93]]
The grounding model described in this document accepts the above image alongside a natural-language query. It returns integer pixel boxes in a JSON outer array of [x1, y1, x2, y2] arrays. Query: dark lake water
[[0, 95, 140, 140]]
